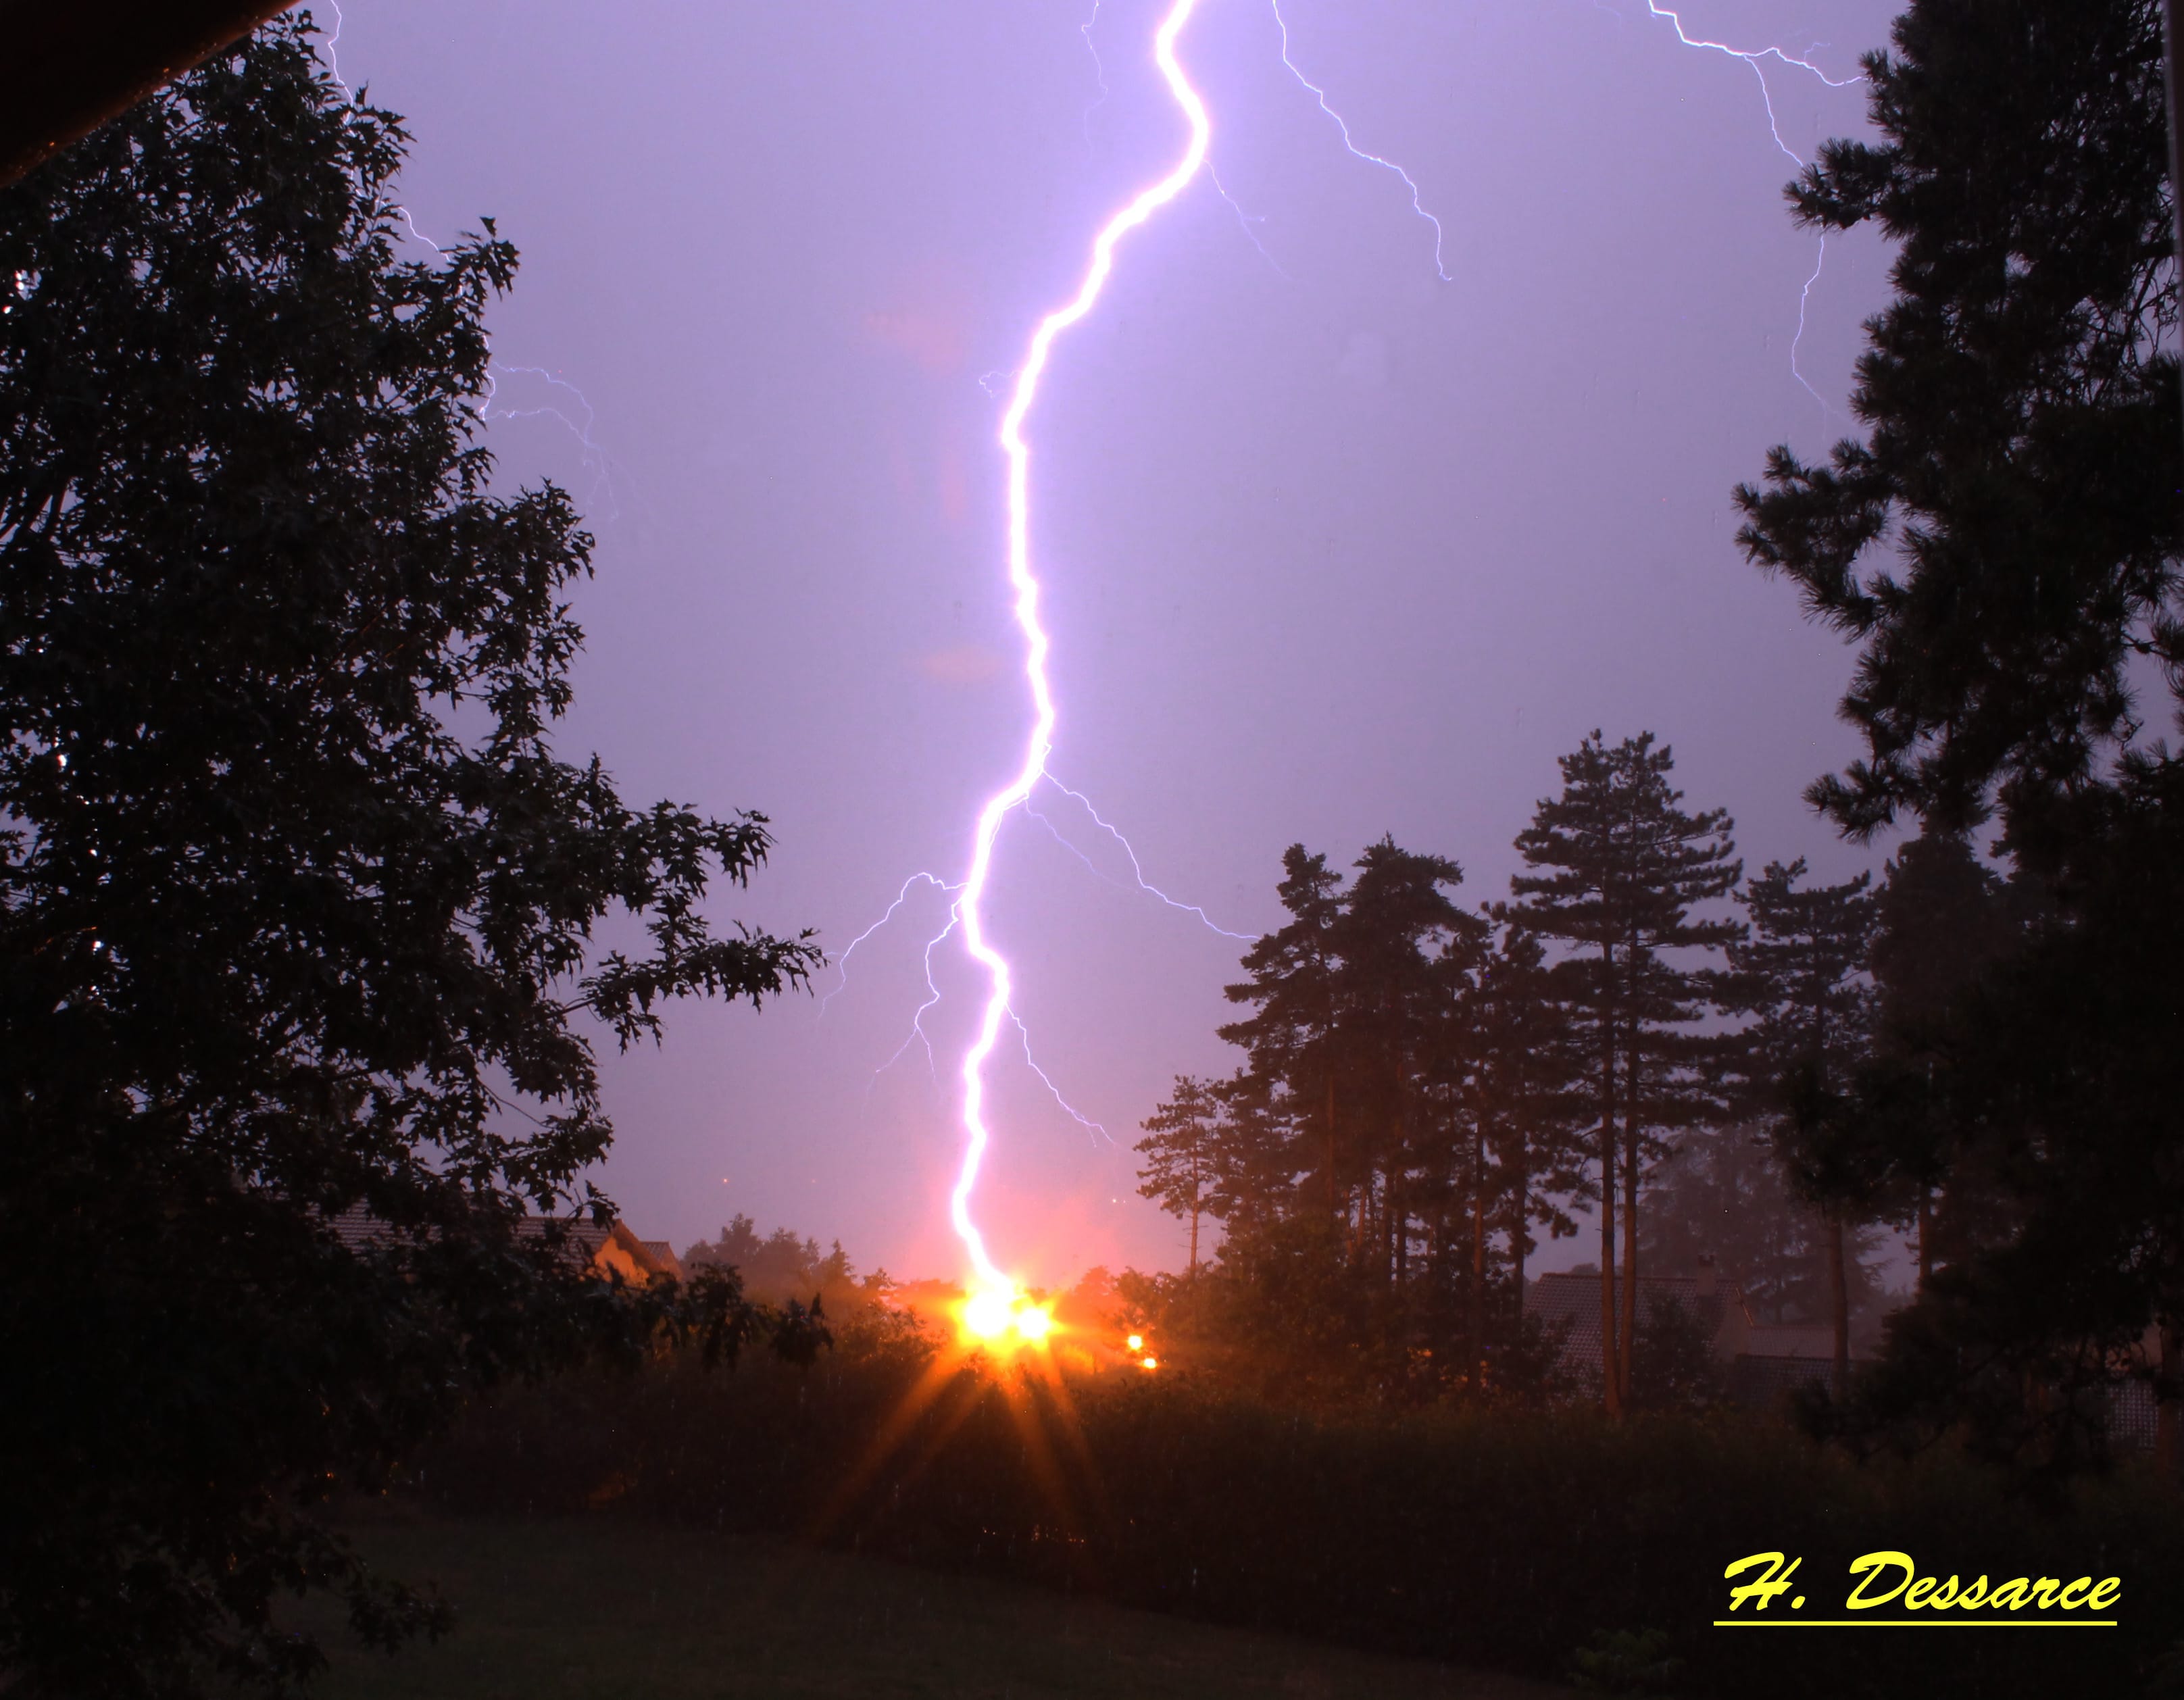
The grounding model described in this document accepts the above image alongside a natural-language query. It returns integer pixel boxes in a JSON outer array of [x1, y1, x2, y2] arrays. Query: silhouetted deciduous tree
[[0, 22, 820, 1693]]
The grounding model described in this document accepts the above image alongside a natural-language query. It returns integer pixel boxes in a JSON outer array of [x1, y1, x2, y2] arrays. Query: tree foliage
[[1503, 730, 1741, 1415], [1639, 1121, 1889, 1332], [1117, 837, 1581, 1403], [1733, 0, 2180, 854], [1135, 1075, 1226, 1276], [1733, 0, 2184, 1474], [0, 21, 820, 1692]]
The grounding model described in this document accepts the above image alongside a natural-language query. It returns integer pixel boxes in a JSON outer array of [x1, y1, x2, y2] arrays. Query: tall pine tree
[[1733, 0, 2184, 1474], [1137, 1074, 1225, 1277], [1504, 732, 1740, 1416], [1730, 859, 1881, 1397]]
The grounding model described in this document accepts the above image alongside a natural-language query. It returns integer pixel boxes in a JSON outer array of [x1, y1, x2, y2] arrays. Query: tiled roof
[[1743, 1324, 1835, 1360], [1729, 1353, 1833, 1411], [322, 1203, 617, 1264], [2105, 1380, 2158, 1453], [324, 1203, 412, 1253]]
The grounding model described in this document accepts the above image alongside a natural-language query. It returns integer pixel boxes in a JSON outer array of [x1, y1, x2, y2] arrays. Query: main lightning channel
[[949, 0, 1210, 1293]]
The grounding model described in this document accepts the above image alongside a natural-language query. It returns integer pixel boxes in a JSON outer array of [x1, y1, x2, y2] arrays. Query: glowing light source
[[1126, 1333, 1144, 1353], [956, 1284, 1058, 1352], [962, 1287, 1015, 1340], [1140, 1355, 1159, 1371], [947, 0, 1211, 1293]]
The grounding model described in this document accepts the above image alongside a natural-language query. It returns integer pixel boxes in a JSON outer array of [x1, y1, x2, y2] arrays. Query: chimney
[[1695, 1255, 1718, 1297]]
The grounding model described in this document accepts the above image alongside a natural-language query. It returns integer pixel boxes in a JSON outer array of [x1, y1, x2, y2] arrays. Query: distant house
[[324, 1204, 680, 1285], [1527, 1259, 1851, 1410], [638, 1239, 686, 1283]]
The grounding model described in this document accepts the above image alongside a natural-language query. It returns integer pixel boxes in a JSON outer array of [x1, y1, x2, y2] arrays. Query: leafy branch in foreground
[[0, 16, 820, 1693]]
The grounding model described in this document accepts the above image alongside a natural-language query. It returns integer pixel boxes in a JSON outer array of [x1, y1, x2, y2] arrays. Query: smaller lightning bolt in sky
[[1268, 0, 1452, 282], [322, 3, 630, 506], [1640, 2, 1864, 415]]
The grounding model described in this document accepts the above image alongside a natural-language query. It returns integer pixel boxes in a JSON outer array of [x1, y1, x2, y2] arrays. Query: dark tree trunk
[[1599, 1009, 1622, 1419], [1618, 1034, 1641, 1414], [2158, 1320, 2181, 1482], [1470, 1118, 1487, 1389], [1326, 1074, 1339, 1218], [1510, 1126, 1530, 1328], [1827, 1211, 1850, 1401]]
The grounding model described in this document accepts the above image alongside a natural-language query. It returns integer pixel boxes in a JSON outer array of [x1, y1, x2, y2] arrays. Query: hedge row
[[410, 1336, 2183, 1698]]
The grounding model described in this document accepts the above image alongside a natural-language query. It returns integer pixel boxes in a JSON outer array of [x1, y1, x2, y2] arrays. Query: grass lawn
[[302, 1512, 1573, 1700]]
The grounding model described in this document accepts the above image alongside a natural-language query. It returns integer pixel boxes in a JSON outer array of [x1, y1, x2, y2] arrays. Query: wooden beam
[[0, 1, 299, 189]]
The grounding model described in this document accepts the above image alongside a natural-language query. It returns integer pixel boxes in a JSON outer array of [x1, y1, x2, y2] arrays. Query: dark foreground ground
[[303, 1513, 1574, 1700]]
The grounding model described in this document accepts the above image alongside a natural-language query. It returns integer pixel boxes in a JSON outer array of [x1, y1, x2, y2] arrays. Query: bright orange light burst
[[1125, 1333, 1145, 1353], [954, 1282, 1056, 1354], [1140, 1355, 1159, 1371]]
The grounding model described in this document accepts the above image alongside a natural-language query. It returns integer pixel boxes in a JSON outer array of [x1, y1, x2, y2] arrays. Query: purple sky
[[326, 0, 1906, 1288]]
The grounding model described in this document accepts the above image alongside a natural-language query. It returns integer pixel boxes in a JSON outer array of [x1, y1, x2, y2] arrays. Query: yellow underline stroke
[[1714, 1620, 2116, 1628]]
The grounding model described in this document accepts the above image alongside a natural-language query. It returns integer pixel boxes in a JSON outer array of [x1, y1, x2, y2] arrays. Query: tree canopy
[[0, 20, 820, 1692], [1504, 730, 1741, 1416], [1734, 0, 2179, 856], [1735, 0, 2184, 1475]]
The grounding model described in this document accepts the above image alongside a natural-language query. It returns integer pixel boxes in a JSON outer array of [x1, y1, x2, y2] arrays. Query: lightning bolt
[[1078, 0, 1110, 148], [813, 0, 1870, 1299], [1268, 0, 1453, 283], [948, 0, 1212, 1296], [320, 5, 635, 478], [1638, 2, 1863, 416], [1039, 777, 1254, 941], [1639, 2, 1860, 165], [820, 871, 962, 1020]]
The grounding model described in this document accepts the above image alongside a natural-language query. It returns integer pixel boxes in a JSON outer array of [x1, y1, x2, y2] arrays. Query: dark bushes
[[408, 1321, 2182, 1698]]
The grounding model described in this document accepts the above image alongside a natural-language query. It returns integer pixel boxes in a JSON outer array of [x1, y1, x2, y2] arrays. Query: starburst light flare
[[949, 0, 1211, 1298]]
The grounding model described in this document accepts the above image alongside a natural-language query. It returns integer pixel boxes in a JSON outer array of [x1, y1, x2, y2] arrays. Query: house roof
[[1729, 1353, 1833, 1410], [321, 1203, 658, 1277], [1743, 1323, 1836, 1360], [639, 1239, 685, 1281]]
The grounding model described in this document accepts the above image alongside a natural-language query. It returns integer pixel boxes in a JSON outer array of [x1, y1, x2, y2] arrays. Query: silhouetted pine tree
[[1731, 0, 2184, 1479], [1462, 924, 1586, 1385], [1137, 1075, 1225, 1278], [1729, 859, 1881, 1396], [1502, 732, 1741, 1416], [1326, 839, 1483, 1289], [1221, 847, 1345, 1216]]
